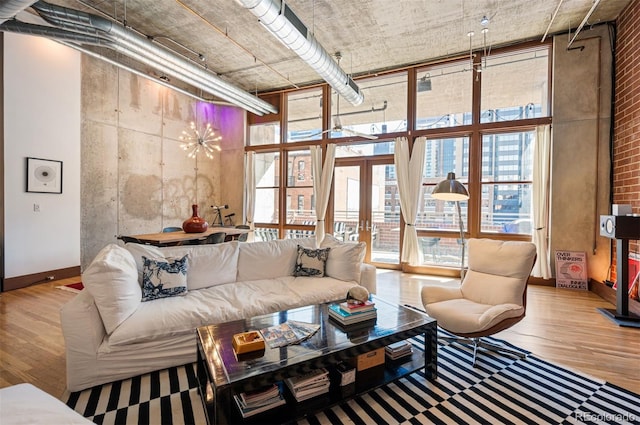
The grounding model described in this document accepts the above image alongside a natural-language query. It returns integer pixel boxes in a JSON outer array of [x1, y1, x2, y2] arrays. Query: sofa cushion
[[82, 244, 141, 335], [161, 242, 239, 290], [124, 243, 163, 285], [141, 255, 189, 301], [320, 235, 366, 282], [237, 238, 315, 281], [108, 275, 358, 346], [126, 242, 239, 290], [108, 277, 297, 346], [293, 246, 330, 277]]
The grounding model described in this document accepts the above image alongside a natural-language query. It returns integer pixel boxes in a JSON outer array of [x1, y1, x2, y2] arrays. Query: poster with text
[[555, 250, 588, 290]]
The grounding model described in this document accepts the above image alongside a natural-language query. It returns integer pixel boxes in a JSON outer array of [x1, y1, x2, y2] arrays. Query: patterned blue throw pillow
[[293, 246, 330, 277], [141, 255, 189, 301]]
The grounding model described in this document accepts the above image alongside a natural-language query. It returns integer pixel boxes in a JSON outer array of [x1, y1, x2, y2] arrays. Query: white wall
[[3, 33, 81, 277]]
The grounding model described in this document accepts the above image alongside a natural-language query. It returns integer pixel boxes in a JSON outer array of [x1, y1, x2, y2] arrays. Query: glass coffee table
[[196, 295, 437, 424]]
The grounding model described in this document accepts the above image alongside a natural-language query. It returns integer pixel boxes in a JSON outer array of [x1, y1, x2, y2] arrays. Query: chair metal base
[[441, 336, 527, 366]]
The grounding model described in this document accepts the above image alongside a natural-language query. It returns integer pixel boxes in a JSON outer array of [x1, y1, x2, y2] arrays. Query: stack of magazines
[[284, 368, 330, 402], [260, 321, 320, 349], [233, 383, 286, 418], [328, 300, 377, 326], [385, 341, 413, 360]]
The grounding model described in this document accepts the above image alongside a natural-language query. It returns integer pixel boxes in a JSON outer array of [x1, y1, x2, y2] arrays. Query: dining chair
[[118, 236, 144, 244], [235, 225, 250, 242], [162, 226, 182, 233], [202, 232, 226, 244]]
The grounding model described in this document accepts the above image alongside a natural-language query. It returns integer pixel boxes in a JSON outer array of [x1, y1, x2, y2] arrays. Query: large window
[[418, 137, 469, 231], [287, 88, 323, 142], [247, 42, 551, 273], [332, 72, 408, 138], [481, 47, 550, 123], [285, 149, 314, 224], [416, 61, 472, 129], [254, 152, 280, 224], [249, 122, 280, 146], [480, 131, 534, 234], [335, 141, 395, 158]]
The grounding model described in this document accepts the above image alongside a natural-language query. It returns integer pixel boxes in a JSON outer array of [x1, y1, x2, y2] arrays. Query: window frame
[[246, 41, 552, 267]]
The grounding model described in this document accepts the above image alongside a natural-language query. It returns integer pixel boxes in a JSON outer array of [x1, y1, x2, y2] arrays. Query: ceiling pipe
[[0, 19, 109, 45], [59, 41, 234, 106], [0, 20, 235, 116], [0, 0, 38, 24], [237, 0, 364, 106], [29, 1, 277, 115], [33, 12, 274, 115], [541, 0, 564, 42], [567, 0, 602, 48]]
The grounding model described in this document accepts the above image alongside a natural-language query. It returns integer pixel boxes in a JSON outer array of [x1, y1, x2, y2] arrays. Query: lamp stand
[[456, 201, 466, 280]]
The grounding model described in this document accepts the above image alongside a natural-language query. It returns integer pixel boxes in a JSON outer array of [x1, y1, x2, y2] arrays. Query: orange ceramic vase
[[182, 204, 209, 233]]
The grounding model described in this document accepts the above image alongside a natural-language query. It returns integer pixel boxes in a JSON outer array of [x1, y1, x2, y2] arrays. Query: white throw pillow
[[237, 238, 316, 281], [124, 243, 164, 285], [161, 242, 239, 290], [141, 255, 189, 301], [321, 234, 366, 282], [82, 244, 141, 334]]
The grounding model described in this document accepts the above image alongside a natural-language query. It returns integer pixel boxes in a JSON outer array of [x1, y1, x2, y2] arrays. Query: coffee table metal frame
[[196, 296, 437, 424]]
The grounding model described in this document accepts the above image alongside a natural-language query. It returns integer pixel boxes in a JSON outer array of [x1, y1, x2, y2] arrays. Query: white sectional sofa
[[61, 236, 376, 391]]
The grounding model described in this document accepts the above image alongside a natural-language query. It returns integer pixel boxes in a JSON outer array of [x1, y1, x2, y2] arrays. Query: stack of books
[[284, 368, 330, 402], [385, 341, 413, 361], [233, 383, 286, 418], [328, 300, 377, 326]]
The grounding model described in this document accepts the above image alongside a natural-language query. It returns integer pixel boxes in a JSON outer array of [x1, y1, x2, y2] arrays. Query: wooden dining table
[[120, 227, 250, 246]]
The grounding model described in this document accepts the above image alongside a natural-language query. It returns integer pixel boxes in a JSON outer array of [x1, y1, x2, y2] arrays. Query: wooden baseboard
[[528, 277, 556, 287], [2, 266, 81, 291]]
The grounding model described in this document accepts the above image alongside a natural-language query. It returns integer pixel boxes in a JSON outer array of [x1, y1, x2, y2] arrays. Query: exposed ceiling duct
[[0, 19, 108, 45], [0, 0, 38, 24], [0, 20, 229, 105], [237, 0, 364, 106], [1, 1, 277, 116]]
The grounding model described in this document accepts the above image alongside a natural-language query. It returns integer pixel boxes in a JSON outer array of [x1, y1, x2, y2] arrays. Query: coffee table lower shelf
[[198, 346, 435, 424]]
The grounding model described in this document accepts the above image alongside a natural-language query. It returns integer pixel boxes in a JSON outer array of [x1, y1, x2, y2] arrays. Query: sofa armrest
[[359, 263, 377, 294], [420, 284, 463, 306], [60, 290, 107, 391]]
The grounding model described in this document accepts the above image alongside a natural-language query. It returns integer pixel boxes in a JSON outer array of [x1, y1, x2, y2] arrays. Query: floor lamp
[[430, 172, 470, 279]]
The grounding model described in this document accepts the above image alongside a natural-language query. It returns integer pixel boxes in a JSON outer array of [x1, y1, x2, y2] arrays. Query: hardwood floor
[[1, 272, 638, 401], [376, 270, 640, 394]]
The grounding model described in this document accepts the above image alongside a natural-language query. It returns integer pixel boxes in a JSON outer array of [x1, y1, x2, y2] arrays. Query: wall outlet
[[33, 203, 40, 212]]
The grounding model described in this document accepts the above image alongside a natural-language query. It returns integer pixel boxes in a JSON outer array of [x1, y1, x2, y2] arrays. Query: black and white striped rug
[[63, 335, 640, 424]]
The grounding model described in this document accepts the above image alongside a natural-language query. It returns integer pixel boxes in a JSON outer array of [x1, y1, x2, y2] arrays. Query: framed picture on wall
[[26, 157, 63, 194]]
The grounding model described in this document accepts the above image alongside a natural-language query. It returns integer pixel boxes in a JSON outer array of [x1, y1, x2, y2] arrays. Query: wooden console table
[[120, 227, 250, 246]]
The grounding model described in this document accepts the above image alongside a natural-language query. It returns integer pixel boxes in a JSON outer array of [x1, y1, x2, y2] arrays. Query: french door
[[332, 158, 400, 268]]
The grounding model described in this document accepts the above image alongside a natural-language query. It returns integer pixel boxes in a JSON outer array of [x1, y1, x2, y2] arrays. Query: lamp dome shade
[[431, 172, 469, 201]]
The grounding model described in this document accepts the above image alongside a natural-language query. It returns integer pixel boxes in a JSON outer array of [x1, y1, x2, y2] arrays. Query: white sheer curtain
[[532, 124, 552, 278], [311, 144, 336, 246], [394, 136, 426, 265], [244, 151, 256, 242]]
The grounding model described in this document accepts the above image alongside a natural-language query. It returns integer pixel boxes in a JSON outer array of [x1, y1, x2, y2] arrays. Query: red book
[[339, 300, 375, 314]]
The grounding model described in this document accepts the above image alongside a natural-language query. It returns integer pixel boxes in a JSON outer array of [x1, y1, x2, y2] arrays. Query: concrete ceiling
[[17, 0, 632, 97]]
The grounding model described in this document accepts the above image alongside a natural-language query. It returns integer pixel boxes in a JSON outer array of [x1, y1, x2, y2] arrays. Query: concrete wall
[[551, 25, 613, 282], [1, 33, 246, 280], [3, 33, 81, 278], [81, 56, 246, 269]]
